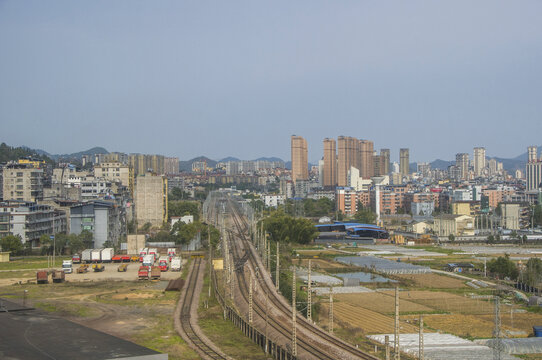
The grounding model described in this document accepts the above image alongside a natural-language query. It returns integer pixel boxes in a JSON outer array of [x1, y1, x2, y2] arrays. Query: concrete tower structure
[[400, 148, 410, 176], [473, 147, 486, 177], [291, 135, 308, 184], [323, 138, 337, 188], [528, 146, 538, 163]]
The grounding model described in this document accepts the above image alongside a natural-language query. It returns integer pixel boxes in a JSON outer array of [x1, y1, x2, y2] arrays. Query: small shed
[[529, 296, 542, 306], [0, 252, 10, 262]]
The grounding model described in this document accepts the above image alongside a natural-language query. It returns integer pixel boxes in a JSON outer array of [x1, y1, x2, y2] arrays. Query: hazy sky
[[1, 1, 541, 163]]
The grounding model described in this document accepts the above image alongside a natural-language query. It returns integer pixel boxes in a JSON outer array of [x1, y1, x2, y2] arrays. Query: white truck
[[81, 249, 92, 263], [170, 257, 182, 272], [142, 254, 155, 267], [148, 248, 159, 261], [101, 248, 114, 263], [62, 260, 73, 274], [91, 249, 102, 262]]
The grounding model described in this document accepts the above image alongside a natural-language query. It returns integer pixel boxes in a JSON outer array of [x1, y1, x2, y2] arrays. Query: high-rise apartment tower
[[291, 135, 308, 184], [399, 148, 409, 176], [473, 147, 486, 177], [323, 138, 337, 187]]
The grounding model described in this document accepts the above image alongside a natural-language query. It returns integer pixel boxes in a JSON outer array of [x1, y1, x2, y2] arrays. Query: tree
[[524, 258, 542, 287], [201, 224, 221, 248], [79, 230, 94, 248], [140, 222, 152, 233], [152, 230, 172, 243], [168, 200, 200, 221], [263, 211, 317, 245], [354, 203, 377, 224], [487, 255, 519, 280], [487, 234, 495, 244], [0, 235, 24, 255], [448, 234, 455, 243], [170, 221, 199, 245], [169, 187, 190, 201], [533, 205, 542, 227], [67, 234, 85, 254]]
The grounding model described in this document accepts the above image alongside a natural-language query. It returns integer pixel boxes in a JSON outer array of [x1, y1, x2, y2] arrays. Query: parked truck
[[158, 256, 169, 272], [139, 248, 148, 262], [167, 248, 176, 261], [36, 270, 48, 284], [81, 249, 92, 263], [101, 248, 114, 263], [62, 260, 73, 274], [72, 254, 81, 264], [150, 266, 161, 280], [142, 254, 155, 267], [91, 249, 102, 262], [148, 248, 158, 261], [52, 270, 65, 283], [170, 257, 182, 272], [138, 266, 149, 280]]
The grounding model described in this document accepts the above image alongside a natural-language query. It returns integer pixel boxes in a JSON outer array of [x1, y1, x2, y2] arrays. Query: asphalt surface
[[0, 298, 162, 360]]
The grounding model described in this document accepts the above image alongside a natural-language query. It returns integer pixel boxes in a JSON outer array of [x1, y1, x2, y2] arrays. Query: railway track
[[225, 197, 379, 360], [179, 257, 229, 360]]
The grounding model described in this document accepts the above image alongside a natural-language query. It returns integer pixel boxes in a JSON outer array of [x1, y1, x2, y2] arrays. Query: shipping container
[[101, 248, 114, 263], [91, 249, 102, 262], [81, 249, 92, 263]]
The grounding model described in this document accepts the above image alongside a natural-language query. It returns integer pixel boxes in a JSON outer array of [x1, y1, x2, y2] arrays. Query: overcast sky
[[1, 1, 541, 163]]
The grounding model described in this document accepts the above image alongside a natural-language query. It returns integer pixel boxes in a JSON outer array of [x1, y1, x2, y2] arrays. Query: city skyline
[[1, 1, 542, 162]]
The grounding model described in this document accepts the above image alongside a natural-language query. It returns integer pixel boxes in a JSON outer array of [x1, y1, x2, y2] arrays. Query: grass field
[[336, 292, 433, 315], [394, 273, 467, 289], [400, 291, 494, 315], [0, 256, 71, 270]]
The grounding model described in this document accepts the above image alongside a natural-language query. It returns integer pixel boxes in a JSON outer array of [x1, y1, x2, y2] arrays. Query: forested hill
[[0, 143, 54, 164]]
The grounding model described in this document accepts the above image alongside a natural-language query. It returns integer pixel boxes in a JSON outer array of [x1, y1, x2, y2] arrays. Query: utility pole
[[395, 286, 400, 360], [249, 271, 253, 324], [385, 335, 390, 360], [329, 287, 334, 334], [307, 259, 312, 322], [292, 266, 297, 357], [276, 242, 280, 290], [265, 289, 269, 354], [267, 240, 270, 272], [494, 296, 502, 360], [419, 315, 424, 360], [229, 253, 234, 301]]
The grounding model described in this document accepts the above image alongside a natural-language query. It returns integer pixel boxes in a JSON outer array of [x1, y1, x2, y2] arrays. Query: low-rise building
[[433, 214, 475, 237], [264, 195, 285, 208], [0, 200, 66, 247]]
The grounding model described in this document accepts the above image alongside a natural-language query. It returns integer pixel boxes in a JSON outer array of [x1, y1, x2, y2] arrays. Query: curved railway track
[[179, 257, 229, 360], [225, 197, 379, 360]]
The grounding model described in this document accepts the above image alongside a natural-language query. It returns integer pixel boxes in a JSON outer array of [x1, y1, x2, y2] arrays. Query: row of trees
[[39, 230, 94, 255], [149, 221, 220, 248]]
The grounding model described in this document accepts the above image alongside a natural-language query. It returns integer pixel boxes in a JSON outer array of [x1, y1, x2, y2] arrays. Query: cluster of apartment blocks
[[289, 136, 541, 231], [0, 153, 173, 248]]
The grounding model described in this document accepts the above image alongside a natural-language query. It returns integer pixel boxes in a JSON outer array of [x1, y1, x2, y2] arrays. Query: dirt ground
[[393, 273, 467, 289]]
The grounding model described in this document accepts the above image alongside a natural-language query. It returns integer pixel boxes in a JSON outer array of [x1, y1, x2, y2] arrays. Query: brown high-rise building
[[337, 136, 359, 187], [380, 149, 390, 176], [323, 138, 337, 187], [291, 135, 308, 184], [373, 154, 381, 176], [358, 140, 374, 178], [400, 148, 410, 175]]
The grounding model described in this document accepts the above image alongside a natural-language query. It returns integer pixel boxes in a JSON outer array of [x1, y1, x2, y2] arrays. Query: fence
[[514, 281, 542, 295], [211, 268, 296, 360]]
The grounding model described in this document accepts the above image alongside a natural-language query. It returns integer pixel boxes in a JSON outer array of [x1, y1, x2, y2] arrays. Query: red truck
[[138, 266, 149, 280], [150, 266, 161, 280], [158, 256, 169, 272], [36, 270, 48, 284], [72, 254, 81, 264]]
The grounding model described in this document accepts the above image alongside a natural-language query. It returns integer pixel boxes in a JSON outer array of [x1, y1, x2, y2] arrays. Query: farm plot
[[336, 292, 433, 315], [394, 273, 467, 289], [478, 312, 542, 337], [416, 314, 497, 338], [321, 302, 419, 335], [293, 258, 348, 269], [400, 291, 494, 315]]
